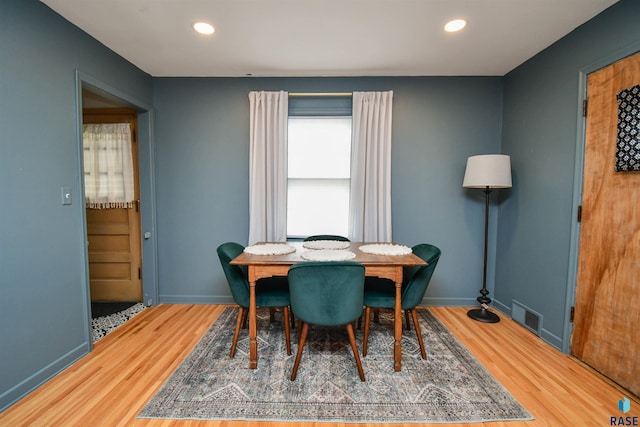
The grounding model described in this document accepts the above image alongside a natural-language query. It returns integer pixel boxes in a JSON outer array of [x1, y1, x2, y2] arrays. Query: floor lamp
[[463, 154, 512, 323]]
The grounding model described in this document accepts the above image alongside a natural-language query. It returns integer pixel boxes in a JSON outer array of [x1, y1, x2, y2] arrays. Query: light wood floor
[[1, 304, 636, 426]]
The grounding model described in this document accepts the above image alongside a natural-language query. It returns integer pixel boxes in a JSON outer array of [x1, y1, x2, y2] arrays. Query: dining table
[[229, 241, 427, 372]]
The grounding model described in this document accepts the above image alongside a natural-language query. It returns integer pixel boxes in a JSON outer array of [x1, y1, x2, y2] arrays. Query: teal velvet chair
[[287, 261, 366, 382], [217, 242, 291, 358], [362, 243, 441, 360], [303, 235, 350, 242]]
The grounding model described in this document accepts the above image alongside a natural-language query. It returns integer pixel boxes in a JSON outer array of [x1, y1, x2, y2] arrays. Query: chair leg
[[363, 306, 371, 356], [230, 306, 245, 358], [290, 322, 309, 381], [283, 306, 291, 356], [241, 307, 249, 329], [373, 308, 380, 323], [409, 309, 427, 360], [269, 307, 275, 322], [405, 309, 411, 331], [345, 323, 366, 382], [296, 319, 303, 342]]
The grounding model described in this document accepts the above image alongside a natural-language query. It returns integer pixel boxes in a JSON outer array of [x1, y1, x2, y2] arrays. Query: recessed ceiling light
[[193, 22, 215, 35], [444, 19, 466, 33]]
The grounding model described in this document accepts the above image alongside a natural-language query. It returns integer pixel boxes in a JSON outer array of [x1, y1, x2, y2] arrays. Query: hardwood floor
[[1, 304, 636, 426]]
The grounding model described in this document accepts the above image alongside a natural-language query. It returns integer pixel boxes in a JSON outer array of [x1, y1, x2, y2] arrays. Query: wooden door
[[84, 109, 142, 302], [572, 51, 640, 396]]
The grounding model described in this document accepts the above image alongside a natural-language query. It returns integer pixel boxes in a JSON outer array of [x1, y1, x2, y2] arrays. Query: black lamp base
[[467, 308, 500, 323]]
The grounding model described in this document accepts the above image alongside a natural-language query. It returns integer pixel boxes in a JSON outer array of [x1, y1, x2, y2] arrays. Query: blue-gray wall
[[2, 0, 638, 413], [495, 0, 640, 350], [0, 0, 153, 410], [153, 77, 503, 304]]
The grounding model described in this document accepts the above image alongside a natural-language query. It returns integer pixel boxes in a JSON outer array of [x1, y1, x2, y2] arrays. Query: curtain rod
[[288, 92, 352, 98]]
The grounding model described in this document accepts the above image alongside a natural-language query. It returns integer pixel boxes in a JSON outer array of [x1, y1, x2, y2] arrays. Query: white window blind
[[287, 116, 352, 238]]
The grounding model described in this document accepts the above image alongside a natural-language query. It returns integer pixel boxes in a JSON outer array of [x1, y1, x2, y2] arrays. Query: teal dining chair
[[217, 242, 292, 358], [362, 243, 441, 360], [287, 261, 366, 382], [303, 235, 350, 242]]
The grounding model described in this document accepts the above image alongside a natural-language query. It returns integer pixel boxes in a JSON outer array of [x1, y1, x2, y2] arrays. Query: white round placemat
[[244, 243, 296, 255], [358, 243, 412, 256], [302, 240, 350, 250], [300, 250, 356, 261]]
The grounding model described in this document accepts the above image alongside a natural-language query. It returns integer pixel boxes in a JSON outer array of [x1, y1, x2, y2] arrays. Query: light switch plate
[[61, 187, 72, 205]]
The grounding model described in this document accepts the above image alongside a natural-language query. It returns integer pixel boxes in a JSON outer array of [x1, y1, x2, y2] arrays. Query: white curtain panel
[[349, 91, 394, 242], [82, 123, 135, 209], [248, 91, 289, 245]]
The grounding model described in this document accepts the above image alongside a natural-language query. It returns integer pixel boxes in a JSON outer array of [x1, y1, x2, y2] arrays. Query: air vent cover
[[511, 300, 543, 336]]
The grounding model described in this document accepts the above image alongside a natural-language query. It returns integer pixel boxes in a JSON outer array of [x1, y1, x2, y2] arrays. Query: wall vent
[[511, 300, 543, 336]]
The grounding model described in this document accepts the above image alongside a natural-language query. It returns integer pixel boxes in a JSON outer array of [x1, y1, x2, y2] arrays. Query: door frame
[[74, 71, 158, 349], [564, 41, 640, 354]]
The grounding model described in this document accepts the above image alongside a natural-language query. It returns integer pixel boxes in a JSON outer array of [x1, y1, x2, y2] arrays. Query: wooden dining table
[[230, 241, 427, 372]]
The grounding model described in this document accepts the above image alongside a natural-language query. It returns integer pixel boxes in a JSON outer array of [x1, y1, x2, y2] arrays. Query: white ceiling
[[41, 0, 618, 78]]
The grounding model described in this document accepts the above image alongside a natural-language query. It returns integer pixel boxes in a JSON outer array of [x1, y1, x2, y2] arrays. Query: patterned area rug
[[138, 307, 532, 423], [91, 303, 146, 343]]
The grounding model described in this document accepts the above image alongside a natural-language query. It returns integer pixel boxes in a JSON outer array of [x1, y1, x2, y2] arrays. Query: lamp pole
[[467, 187, 500, 323]]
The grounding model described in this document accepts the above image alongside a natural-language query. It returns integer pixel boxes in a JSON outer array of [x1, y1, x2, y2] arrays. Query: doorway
[[572, 51, 640, 397], [83, 108, 143, 303], [76, 73, 157, 347], [81, 86, 146, 342]]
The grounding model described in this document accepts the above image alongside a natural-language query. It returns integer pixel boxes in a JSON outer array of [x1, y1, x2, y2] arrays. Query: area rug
[[92, 302, 145, 343], [138, 307, 532, 423]]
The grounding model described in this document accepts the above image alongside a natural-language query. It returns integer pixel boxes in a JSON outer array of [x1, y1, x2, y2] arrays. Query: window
[[287, 116, 352, 238]]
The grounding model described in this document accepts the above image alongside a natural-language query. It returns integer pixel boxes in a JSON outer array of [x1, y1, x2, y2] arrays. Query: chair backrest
[[303, 235, 350, 242], [288, 261, 365, 326], [401, 244, 441, 310], [216, 242, 250, 307]]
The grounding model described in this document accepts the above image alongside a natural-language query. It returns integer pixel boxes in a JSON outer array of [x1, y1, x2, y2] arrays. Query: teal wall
[[2, 0, 638, 413], [496, 0, 640, 349], [152, 77, 503, 304], [0, 0, 153, 410]]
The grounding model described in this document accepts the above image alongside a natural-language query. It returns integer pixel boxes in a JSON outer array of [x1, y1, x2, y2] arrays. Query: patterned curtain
[[616, 84, 640, 172]]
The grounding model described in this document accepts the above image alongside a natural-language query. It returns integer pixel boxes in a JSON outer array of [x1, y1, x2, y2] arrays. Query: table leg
[[248, 269, 258, 369], [394, 277, 402, 372]]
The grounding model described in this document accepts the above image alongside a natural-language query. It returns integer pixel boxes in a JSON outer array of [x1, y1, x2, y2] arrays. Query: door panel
[[86, 207, 141, 301], [84, 109, 142, 302], [572, 51, 640, 396]]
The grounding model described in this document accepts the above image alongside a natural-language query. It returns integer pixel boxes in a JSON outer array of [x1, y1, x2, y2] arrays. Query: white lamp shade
[[463, 154, 512, 189]]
